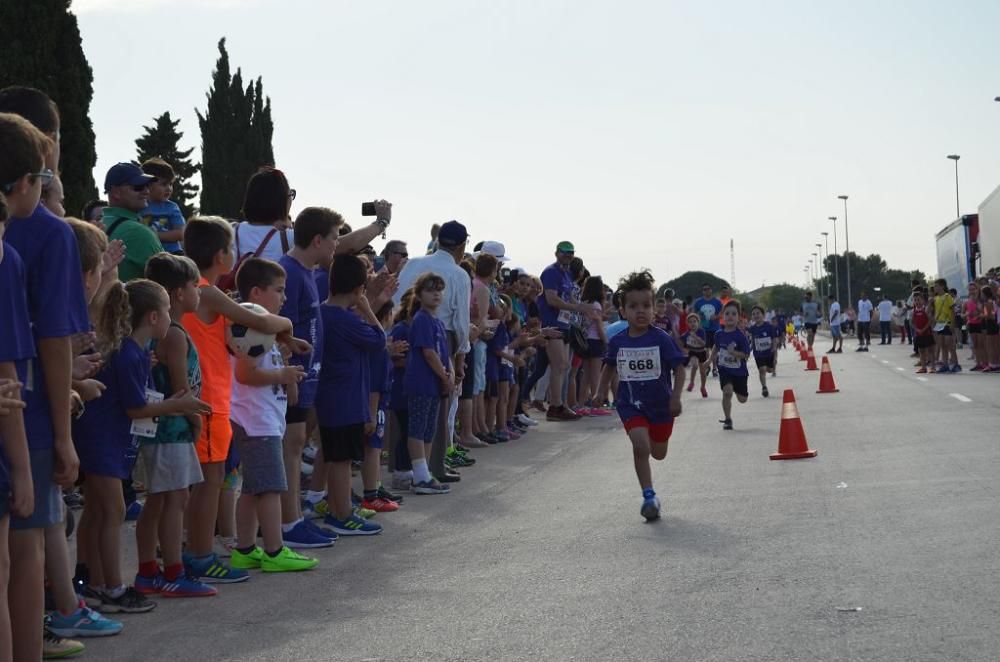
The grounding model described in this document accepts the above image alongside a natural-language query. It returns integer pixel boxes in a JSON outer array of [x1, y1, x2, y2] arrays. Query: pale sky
[[74, 0, 1000, 290]]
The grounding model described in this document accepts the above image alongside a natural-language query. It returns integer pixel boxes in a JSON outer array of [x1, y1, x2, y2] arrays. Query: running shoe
[[687, 382, 694, 392], [80, 585, 104, 610], [493, 430, 511, 443], [700, 386, 708, 398], [302, 445, 318, 463], [159, 573, 218, 598], [589, 408, 613, 417], [134, 572, 163, 595], [282, 519, 336, 549], [575, 407, 593, 416], [640, 494, 661, 521], [951, 364, 962, 373], [185, 553, 250, 584], [361, 496, 400, 513], [721, 418, 733, 430], [546, 405, 579, 422], [916, 368, 928, 374], [762, 386, 769, 398], [529, 400, 547, 412], [97, 586, 156, 614], [124, 501, 142, 522], [47, 601, 123, 637], [516, 414, 539, 427], [412, 479, 450, 495], [213, 535, 237, 558], [300, 460, 313, 477], [230, 546, 264, 570], [304, 518, 339, 541], [376, 485, 404, 503], [261, 546, 319, 572], [390, 475, 413, 492], [354, 505, 378, 519], [309, 498, 330, 519], [42, 619, 85, 659], [445, 455, 473, 469], [324, 514, 383, 536], [505, 427, 522, 440], [971, 364, 985, 372]]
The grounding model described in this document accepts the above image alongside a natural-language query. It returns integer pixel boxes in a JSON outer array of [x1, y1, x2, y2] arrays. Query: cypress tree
[[197, 38, 275, 218], [0, 0, 98, 216], [135, 112, 201, 218]]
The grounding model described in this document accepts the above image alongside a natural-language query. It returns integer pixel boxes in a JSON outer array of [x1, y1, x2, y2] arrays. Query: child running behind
[[748, 305, 778, 397], [135, 253, 216, 598], [711, 301, 751, 430], [912, 291, 935, 373], [681, 312, 709, 398], [597, 271, 686, 521], [229, 258, 319, 572], [74, 279, 210, 612]]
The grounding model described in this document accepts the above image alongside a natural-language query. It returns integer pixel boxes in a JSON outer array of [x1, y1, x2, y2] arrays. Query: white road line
[[895, 367, 904, 371], [950, 393, 972, 403], [881, 360, 890, 364], [917, 377, 928, 382], [870, 354, 877, 358]]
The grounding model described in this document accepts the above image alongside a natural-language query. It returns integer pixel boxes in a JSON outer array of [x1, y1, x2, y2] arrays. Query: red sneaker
[[361, 497, 400, 513]]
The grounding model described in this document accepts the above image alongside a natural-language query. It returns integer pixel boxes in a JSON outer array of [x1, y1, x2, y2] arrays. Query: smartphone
[[361, 202, 377, 216], [373, 255, 386, 271]]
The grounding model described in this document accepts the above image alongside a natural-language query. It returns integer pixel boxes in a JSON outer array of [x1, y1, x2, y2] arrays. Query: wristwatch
[[375, 217, 390, 238]]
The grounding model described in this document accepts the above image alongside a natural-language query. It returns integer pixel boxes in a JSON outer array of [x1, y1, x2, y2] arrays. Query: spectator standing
[[856, 292, 873, 351], [877, 293, 894, 344], [102, 162, 161, 281]]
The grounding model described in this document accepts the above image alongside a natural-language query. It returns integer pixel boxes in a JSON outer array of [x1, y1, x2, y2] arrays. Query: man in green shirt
[[102, 161, 162, 281]]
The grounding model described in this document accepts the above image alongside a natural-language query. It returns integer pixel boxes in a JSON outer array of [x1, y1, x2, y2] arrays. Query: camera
[[361, 202, 377, 216]]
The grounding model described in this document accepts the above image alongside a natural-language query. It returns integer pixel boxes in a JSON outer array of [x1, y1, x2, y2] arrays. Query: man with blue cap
[[101, 162, 162, 281]]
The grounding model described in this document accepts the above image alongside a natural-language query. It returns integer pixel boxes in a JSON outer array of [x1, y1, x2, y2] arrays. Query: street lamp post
[[815, 242, 824, 300], [838, 195, 851, 310], [828, 217, 839, 303], [947, 154, 961, 220], [821, 233, 830, 300], [811, 253, 818, 293]]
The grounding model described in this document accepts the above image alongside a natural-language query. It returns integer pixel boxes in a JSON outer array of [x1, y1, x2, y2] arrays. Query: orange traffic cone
[[816, 356, 839, 393], [799, 346, 808, 361], [770, 390, 818, 460], [804, 348, 818, 371]]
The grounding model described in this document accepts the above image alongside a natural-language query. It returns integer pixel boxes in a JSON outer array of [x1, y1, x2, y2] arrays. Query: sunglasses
[[1, 167, 54, 195], [288, 189, 297, 201], [131, 183, 149, 192], [392, 251, 409, 258]]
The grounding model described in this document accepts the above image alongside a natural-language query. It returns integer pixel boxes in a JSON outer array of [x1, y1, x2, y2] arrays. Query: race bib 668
[[617, 346, 661, 382]]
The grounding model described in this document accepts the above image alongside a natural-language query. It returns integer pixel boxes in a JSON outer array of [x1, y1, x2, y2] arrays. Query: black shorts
[[486, 380, 499, 399], [968, 322, 983, 334], [705, 330, 717, 350], [754, 354, 775, 370], [688, 349, 708, 365], [719, 373, 749, 397], [805, 323, 818, 332], [460, 351, 475, 400], [915, 335, 935, 349], [936, 325, 953, 336], [285, 406, 309, 425], [985, 320, 999, 336], [320, 423, 366, 463]]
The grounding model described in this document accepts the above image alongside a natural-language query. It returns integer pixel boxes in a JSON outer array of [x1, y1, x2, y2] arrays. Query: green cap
[[556, 241, 575, 253]]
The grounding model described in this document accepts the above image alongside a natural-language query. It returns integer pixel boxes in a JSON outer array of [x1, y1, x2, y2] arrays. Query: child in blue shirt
[[748, 305, 778, 397], [140, 158, 185, 254], [681, 312, 710, 398], [315, 255, 389, 536], [597, 271, 686, 522], [710, 301, 751, 430], [360, 301, 401, 513], [75, 279, 209, 612], [405, 273, 453, 495], [388, 295, 413, 491]]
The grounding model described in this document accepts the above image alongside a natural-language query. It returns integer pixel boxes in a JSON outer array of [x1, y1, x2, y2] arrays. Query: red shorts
[[623, 417, 674, 444]]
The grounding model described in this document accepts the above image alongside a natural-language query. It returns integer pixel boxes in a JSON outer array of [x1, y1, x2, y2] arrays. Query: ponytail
[[95, 281, 131, 360]]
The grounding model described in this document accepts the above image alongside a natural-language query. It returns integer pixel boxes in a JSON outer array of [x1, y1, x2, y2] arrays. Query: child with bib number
[[748, 305, 778, 397], [711, 301, 751, 430], [597, 271, 686, 522]]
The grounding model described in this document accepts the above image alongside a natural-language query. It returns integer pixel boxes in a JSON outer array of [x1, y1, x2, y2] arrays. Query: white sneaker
[[390, 475, 413, 491], [300, 460, 313, 476], [302, 446, 318, 462], [516, 414, 538, 427], [213, 535, 236, 558]]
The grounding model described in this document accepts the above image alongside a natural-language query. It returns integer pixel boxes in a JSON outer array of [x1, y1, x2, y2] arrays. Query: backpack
[[216, 223, 290, 293]]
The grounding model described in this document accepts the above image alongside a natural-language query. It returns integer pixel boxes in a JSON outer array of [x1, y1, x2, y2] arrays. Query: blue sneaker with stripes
[[323, 514, 382, 536], [640, 489, 661, 521], [184, 553, 250, 584]]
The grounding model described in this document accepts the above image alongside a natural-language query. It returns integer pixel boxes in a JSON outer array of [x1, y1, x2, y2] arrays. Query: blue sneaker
[[640, 490, 661, 521], [124, 501, 142, 521], [323, 514, 382, 536], [951, 364, 963, 373], [134, 573, 164, 596], [303, 518, 338, 542], [184, 553, 250, 584], [47, 602, 123, 637], [282, 519, 336, 549], [159, 573, 218, 598]]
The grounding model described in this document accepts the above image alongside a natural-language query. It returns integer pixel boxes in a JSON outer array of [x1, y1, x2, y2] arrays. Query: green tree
[[197, 38, 274, 218], [135, 112, 200, 218], [659, 271, 730, 302], [0, 0, 97, 215], [821, 252, 926, 306], [760, 283, 807, 313]]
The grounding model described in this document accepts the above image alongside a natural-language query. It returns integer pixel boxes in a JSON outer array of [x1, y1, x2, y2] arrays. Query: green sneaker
[[261, 546, 318, 573], [312, 499, 330, 518], [230, 546, 264, 570], [354, 506, 377, 519]]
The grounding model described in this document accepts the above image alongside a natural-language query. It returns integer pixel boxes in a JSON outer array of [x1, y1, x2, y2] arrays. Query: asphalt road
[[86, 338, 1000, 662]]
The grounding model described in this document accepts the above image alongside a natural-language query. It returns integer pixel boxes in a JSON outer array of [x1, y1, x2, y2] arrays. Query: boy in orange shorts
[[180, 217, 305, 583], [597, 271, 686, 522]]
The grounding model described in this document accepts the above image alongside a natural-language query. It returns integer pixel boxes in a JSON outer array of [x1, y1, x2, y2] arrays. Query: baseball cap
[[478, 240, 510, 263], [437, 220, 469, 248], [556, 241, 575, 253], [104, 162, 156, 192]]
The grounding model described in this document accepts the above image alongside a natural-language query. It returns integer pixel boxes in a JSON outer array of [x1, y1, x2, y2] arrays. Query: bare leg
[[186, 461, 223, 556], [88, 475, 126, 589], [326, 461, 354, 521], [627, 427, 653, 490], [0, 518, 11, 662], [44, 523, 78, 614], [8, 527, 43, 661], [280, 422, 306, 525], [546, 339, 568, 407]]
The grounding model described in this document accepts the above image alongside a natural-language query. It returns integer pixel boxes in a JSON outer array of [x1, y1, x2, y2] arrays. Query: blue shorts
[[830, 324, 842, 338], [407, 394, 440, 443], [76, 431, 138, 480], [473, 341, 487, 395], [367, 406, 387, 449], [232, 423, 287, 496], [10, 447, 64, 530]]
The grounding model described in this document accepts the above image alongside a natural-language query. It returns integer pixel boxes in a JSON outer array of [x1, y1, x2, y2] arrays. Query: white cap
[[477, 240, 510, 263]]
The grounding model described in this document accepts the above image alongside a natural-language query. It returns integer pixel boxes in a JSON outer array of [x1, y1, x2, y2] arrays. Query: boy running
[[711, 301, 750, 430], [748, 305, 777, 397], [597, 271, 685, 522]]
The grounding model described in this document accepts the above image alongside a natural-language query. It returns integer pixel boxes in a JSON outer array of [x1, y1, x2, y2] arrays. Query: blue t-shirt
[[537, 262, 574, 328], [405, 309, 449, 397], [388, 322, 409, 410], [279, 255, 323, 408], [6, 203, 90, 450], [605, 320, 629, 339], [315, 305, 386, 428], [714, 328, 751, 377], [369, 346, 391, 401], [486, 323, 510, 383], [681, 328, 708, 354], [603, 327, 686, 424], [0, 243, 37, 491], [72, 337, 150, 478], [692, 297, 723, 333], [314, 267, 329, 304], [749, 322, 778, 358], [141, 199, 185, 253]]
